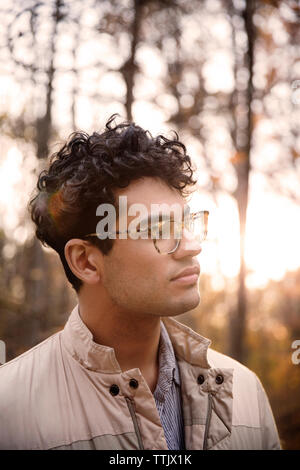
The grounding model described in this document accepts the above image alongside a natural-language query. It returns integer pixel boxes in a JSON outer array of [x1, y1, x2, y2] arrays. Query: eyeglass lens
[[154, 212, 208, 254]]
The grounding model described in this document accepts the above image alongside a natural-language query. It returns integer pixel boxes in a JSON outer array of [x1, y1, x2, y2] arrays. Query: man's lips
[[171, 266, 200, 282]]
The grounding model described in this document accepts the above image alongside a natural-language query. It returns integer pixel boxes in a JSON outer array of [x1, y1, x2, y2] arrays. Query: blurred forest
[[0, 0, 300, 450]]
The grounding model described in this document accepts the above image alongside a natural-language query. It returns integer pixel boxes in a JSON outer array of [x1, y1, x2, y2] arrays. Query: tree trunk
[[27, 0, 62, 346], [121, 0, 144, 121], [229, 0, 255, 363]]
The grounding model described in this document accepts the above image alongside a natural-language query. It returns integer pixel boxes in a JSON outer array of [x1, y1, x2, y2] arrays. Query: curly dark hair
[[29, 114, 197, 292]]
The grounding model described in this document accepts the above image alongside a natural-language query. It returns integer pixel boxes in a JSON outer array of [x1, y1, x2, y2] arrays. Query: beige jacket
[[0, 305, 281, 450]]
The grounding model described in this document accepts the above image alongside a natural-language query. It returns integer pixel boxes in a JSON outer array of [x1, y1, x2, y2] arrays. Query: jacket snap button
[[215, 374, 224, 385], [197, 374, 205, 385], [109, 384, 120, 396], [129, 379, 139, 389]]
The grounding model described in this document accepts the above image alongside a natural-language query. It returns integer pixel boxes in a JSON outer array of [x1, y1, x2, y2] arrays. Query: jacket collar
[[61, 304, 212, 373], [162, 316, 212, 369]]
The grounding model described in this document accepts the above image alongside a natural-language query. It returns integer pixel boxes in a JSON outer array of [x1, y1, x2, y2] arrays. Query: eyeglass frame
[[83, 210, 209, 255]]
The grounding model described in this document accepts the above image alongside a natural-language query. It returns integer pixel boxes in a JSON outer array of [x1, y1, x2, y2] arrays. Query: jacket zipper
[[203, 392, 213, 450], [125, 397, 144, 450]]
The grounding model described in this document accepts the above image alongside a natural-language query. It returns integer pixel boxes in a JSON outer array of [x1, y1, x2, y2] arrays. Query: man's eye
[[149, 223, 162, 238], [157, 221, 174, 237], [136, 224, 148, 233]]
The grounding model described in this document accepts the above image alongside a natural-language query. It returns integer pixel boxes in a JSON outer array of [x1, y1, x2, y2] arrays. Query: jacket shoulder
[[207, 347, 257, 379], [0, 332, 64, 449], [0, 332, 61, 406]]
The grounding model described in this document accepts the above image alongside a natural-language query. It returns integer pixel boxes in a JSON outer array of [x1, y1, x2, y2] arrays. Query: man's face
[[100, 177, 202, 319]]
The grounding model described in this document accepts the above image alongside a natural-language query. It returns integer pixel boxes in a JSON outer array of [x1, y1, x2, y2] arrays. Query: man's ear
[[64, 239, 103, 285]]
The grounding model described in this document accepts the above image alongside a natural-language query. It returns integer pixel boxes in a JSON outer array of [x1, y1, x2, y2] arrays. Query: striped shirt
[[153, 321, 185, 450]]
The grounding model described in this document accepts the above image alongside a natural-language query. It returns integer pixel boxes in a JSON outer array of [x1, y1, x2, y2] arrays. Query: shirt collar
[[153, 321, 181, 403]]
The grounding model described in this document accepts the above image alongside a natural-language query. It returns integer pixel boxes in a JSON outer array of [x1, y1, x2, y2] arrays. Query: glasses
[[84, 210, 209, 255]]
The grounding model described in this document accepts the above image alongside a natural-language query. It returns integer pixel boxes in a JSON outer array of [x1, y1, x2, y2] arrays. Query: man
[[0, 116, 281, 450]]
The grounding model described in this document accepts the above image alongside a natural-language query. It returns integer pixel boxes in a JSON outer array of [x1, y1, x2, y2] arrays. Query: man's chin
[[162, 291, 201, 317]]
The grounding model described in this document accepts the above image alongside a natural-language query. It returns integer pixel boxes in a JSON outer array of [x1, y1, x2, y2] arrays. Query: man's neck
[[78, 296, 162, 393]]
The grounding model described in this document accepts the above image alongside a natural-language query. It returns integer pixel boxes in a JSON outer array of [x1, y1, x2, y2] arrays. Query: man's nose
[[172, 228, 202, 259]]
